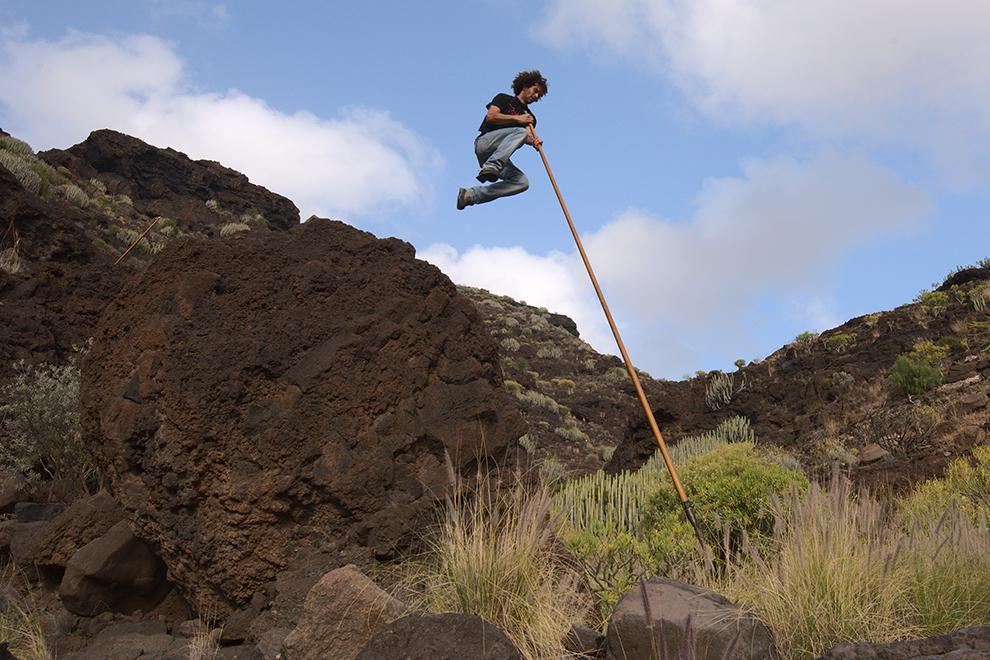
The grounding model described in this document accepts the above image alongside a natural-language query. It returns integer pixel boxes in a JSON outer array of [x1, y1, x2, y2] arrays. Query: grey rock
[[566, 624, 605, 658], [15, 501, 65, 522], [0, 473, 29, 514], [818, 625, 990, 659], [281, 565, 407, 660], [356, 613, 523, 660], [605, 578, 776, 660]]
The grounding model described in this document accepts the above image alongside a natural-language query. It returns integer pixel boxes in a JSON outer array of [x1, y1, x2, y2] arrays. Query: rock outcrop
[[605, 578, 776, 660], [1, 128, 299, 383], [356, 613, 523, 660], [81, 218, 525, 622], [41, 129, 300, 232]]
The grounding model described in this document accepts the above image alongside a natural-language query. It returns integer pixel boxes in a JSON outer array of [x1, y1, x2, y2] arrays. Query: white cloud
[[536, 0, 990, 179], [419, 243, 616, 353], [425, 151, 929, 376], [0, 30, 441, 218]]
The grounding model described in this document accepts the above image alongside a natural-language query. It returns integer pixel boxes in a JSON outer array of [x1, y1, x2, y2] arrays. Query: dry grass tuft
[[402, 461, 591, 660]]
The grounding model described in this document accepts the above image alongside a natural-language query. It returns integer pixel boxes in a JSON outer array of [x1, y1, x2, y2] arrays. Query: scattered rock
[[281, 564, 407, 660], [356, 613, 523, 660], [61, 620, 180, 660], [605, 578, 776, 660], [81, 218, 525, 619], [11, 491, 123, 568], [565, 624, 605, 658], [819, 625, 990, 658], [15, 502, 65, 523], [58, 520, 169, 615], [0, 474, 29, 514], [858, 443, 890, 465]]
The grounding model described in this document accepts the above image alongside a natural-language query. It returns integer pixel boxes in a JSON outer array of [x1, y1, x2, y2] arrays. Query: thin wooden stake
[[114, 216, 162, 266]]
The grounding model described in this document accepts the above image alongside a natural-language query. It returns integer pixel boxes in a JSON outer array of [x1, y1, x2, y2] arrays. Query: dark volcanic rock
[[41, 129, 299, 232], [356, 613, 523, 660], [58, 520, 169, 616], [605, 578, 776, 660], [81, 218, 525, 620], [12, 492, 123, 568], [819, 625, 990, 658], [0, 159, 127, 377]]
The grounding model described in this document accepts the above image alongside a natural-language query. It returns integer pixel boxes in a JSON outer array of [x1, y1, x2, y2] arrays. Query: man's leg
[[463, 161, 528, 206], [475, 127, 529, 179]]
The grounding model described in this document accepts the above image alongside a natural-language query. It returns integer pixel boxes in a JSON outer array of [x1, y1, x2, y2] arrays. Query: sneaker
[[456, 188, 470, 210], [476, 167, 500, 183]]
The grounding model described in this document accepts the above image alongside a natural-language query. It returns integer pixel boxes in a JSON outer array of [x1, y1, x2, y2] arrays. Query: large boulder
[[605, 578, 776, 660], [356, 613, 523, 660], [282, 565, 406, 660], [80, 218, 525, 620]]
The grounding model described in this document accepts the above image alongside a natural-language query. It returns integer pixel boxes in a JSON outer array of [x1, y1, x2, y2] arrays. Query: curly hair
[[512, 70, 548, 96]]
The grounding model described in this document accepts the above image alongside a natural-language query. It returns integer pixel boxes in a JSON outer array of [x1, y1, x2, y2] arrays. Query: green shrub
[[898, 446, 990, 524], [793, 331, 819, 346], [643, 443, 808, 556], [554, 421, 589, 444], [517, 434, 536, 454], [0, 134, 34, 156], [909, 339, 949, 364], [734, 359, 746, 369], [603, 366, 629, 384], [914, 290, 951, 316], [551, 377, 575, 393], [890, 354, 943, 396], [535, 345, 562, 359], [0, 355, 98, 499], [240, 208, 268, 227], [219, 222, 250, 237], [823, 332, 856, 352], [56, 183, 90, 208], [0, 151, 41, 195]]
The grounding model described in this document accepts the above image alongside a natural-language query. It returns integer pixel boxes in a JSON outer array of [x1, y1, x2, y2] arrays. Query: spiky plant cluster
[[704, 371, 734, 410], [555, 417, 753, 536]]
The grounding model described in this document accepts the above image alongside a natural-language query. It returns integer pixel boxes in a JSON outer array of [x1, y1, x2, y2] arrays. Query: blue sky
[[2, 1, 989, 378]]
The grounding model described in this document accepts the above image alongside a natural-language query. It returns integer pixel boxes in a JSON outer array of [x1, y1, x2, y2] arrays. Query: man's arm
[[483, 104, 534, 128]]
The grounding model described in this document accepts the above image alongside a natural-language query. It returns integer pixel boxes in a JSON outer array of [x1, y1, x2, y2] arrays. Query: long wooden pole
[[527, 126, 710, 558]]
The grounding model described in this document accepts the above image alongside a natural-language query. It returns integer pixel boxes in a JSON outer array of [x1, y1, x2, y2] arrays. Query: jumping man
[[457, 70, 548, 210]]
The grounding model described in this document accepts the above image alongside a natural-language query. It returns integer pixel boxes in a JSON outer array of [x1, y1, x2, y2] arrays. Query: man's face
[[521, 84, 544, 104]]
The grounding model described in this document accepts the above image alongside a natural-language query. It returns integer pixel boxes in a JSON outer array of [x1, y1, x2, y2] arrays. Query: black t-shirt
[[478, 93, 536, 134]]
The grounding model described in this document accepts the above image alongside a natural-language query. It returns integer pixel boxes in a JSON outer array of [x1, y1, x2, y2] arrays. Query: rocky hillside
[[462, 270, 990, 490], [0, 128, 298, 381]]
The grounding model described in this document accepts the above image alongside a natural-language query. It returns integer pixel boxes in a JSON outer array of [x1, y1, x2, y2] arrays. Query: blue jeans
[[465, 127, 529, 205]]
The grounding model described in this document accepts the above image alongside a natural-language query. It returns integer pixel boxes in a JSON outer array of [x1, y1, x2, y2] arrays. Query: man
[[457, 70, 547, 210]]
